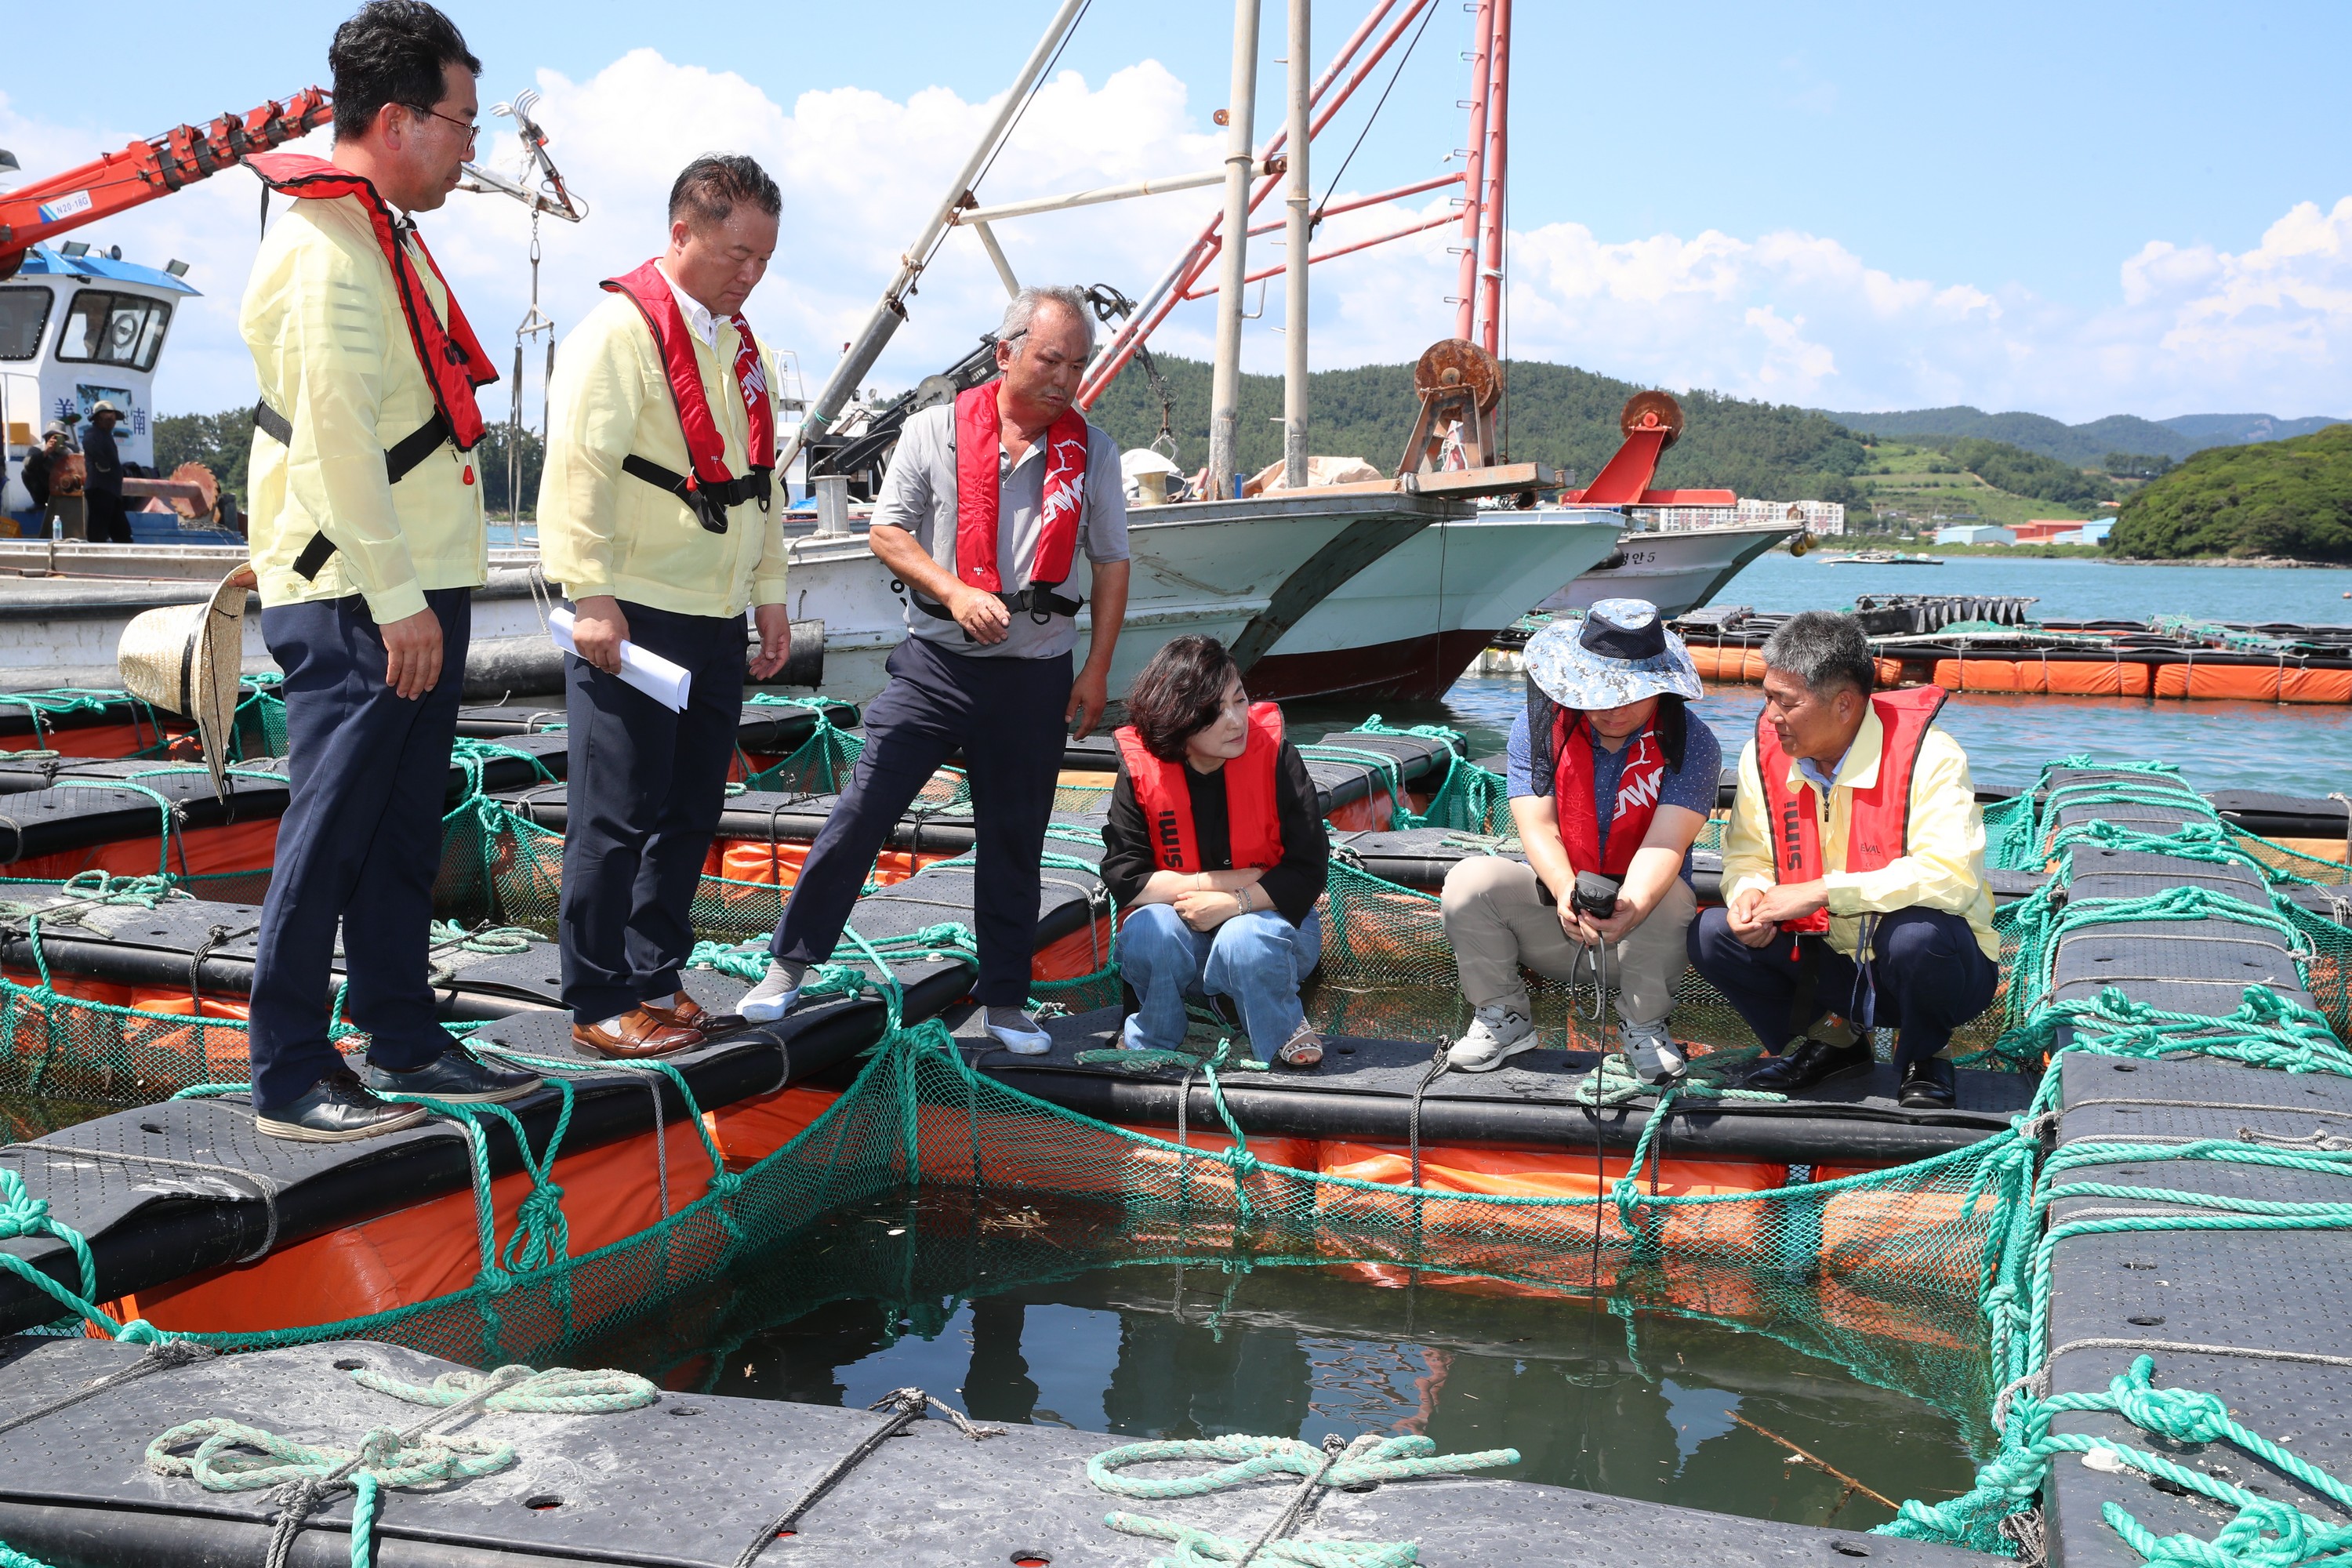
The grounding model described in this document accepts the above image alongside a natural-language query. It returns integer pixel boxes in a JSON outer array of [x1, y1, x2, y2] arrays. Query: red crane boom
[[0, 89, 333, 279]]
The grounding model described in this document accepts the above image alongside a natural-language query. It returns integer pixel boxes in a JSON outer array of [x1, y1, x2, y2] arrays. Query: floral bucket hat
[[1523, 598, 1702, 709]]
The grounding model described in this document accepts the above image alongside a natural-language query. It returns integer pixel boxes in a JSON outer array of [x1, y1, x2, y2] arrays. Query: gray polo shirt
[[874, 401, 1130, 660]]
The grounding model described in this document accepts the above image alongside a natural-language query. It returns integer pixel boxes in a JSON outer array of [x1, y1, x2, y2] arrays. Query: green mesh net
[[5, 746, 2351, 1568], [0, 681, 287, 765]]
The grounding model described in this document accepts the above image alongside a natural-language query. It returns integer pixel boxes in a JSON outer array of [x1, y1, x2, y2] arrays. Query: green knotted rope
[[1088, 1432, 1518, 1568], [1569, 1044, 1780, 1109], [1886, 1356, 2352, 1566], [350, 1363, 658, 1414], [1089, 1432, 1519, 1497], [144, 1417, 516, 1494], [426, 920, 537, 956]]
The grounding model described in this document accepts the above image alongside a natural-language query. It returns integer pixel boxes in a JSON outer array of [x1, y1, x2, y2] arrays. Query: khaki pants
[[1440, 855, 1697, 1026]]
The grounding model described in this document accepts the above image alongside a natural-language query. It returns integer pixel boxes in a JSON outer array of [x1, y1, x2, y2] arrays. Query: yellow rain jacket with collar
[[239, 195, 485, 624], [535, 286, 790, 619], [1721, 706, 2001, 961]]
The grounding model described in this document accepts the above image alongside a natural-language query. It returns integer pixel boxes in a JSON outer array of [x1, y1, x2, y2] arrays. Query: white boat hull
[[779, 492, 1456, 708], [1538, 521, 1801, 618], [1249, 507, 1625, 701]]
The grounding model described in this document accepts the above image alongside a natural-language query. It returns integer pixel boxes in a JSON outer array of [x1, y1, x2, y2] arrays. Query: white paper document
[[546, 607, 692, 711]]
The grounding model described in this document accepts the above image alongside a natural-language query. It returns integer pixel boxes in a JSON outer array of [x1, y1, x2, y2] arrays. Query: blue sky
[[5, 1, 2347, 421]]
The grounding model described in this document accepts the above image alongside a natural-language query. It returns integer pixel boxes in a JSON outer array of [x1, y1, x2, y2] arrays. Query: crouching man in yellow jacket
[[537, 154, 793, 1058]]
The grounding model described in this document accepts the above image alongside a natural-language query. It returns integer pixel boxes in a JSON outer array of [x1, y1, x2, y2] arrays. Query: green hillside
[[2110, 423, 2352, 561], [1088, 354, 1873, 514], [1820, 405, 2195, 467], [2159, 412, 2347, 446]]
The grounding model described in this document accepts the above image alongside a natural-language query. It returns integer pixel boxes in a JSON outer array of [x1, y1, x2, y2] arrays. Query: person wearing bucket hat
[[1439, 599, 1719, 1080], [234, 1, 538, 1142]]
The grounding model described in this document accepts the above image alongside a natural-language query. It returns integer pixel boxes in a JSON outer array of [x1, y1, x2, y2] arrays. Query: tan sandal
[[1276, 1023, 1324, 1069]]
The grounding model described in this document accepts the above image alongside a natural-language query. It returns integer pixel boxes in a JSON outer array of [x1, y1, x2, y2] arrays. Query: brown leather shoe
[[640, 990, 707, 1030], [572, 1006, 703, 1059]]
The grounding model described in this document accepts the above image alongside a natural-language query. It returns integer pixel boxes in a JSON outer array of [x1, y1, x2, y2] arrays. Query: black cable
[[1308, 0, 1443, 232], [915, 0, 1096, 278]]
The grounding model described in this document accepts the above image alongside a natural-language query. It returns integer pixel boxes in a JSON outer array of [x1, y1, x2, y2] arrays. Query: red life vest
[[954, 380, 1087, 598], [1755, 684, 1948, 934], [599, 260, 776, 529], [1551, 710, 1668, 877], [244, 153, 495, 454], [1113, 703, 1286, 876]]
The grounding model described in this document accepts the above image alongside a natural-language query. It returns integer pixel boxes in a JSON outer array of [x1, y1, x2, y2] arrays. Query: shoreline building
[[1628, 498, 1846, 535]]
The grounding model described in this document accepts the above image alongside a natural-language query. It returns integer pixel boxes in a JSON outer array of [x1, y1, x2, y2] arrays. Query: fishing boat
[[1537, 519, 1804, 616], [1822, 548, 1941, 565], [0, 246, 204, 535]]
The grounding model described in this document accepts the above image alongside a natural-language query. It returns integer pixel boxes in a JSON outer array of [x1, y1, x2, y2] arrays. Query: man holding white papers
[[537, 154, 793, 1058]]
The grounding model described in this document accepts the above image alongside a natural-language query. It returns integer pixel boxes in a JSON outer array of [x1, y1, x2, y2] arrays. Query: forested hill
[[2110, 423, 2352, 561], [1088, 354, 1871, 509], [1820, 405, 2348, 468]]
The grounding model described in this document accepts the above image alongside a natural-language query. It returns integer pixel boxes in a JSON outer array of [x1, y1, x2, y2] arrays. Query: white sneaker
[[986, 1007, 1052, 1055], [1619, 1016, 1687, 1084], [1449, 1005, 1536, 1072], [738, 962, 802, 1024]]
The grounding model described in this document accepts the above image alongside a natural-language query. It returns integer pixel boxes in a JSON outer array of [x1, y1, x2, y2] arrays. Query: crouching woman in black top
[[1102, 636, 1330, 1067]]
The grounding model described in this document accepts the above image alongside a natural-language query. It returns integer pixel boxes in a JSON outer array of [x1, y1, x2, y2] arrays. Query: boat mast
[[1473, 0, 1510, 355], [1450, 0, 1494, 343], [779, 0, 1089, 477], [1207, 0, 1265, 499], [1283, 0, 1312, 489]]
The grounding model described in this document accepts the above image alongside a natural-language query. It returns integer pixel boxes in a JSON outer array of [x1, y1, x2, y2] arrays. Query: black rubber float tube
[[0, 961, 975, 1338]]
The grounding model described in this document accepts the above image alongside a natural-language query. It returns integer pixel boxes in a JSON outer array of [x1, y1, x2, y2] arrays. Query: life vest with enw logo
[[243, 153, 499, 579], [1114, 703, 1286, 875], [600, 260, 775, 534], [1755, 684, 1947, 934], [1551, 709, 1666, 877], [949, 379, 1087, 615]]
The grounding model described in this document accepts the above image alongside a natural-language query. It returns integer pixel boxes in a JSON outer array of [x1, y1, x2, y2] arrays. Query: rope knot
[[2109, 1357, 2234, 1446], [355, 1427, 407, 1472]]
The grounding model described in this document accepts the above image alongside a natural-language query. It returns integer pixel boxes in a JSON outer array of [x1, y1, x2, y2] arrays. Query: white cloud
[[5, 67, 2346, 426]]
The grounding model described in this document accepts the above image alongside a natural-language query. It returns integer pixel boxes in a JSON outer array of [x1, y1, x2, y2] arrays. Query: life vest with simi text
[[599, 259, 776, 534], [1755, 684, 1948, 934]]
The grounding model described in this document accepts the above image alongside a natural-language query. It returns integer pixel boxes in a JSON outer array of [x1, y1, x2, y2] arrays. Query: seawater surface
[[1291, 554, 2352, 797], [570, 1189, 1989, 1534]]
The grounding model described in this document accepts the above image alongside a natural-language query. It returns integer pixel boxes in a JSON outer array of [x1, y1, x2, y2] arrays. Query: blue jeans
[[1120, 904, 1323, 1063]]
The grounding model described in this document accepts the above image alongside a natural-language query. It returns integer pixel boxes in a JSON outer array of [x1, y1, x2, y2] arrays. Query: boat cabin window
[[0, 288, 52, 361], [56, 289, 172, 372]]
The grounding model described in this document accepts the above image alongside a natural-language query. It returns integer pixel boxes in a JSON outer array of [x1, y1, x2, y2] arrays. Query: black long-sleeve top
[[1100, 740, 1330, 926], [20, 448, 52, 507], [82, 427, 122, 497]]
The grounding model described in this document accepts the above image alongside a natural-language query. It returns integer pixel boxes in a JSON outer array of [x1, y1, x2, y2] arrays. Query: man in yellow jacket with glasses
[[240, 0, 540, 1142], [537, 154, 793, 1058]]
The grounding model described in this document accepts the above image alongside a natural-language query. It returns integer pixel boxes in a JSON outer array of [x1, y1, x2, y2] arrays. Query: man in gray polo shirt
[[739, 285, 1131, 1051]]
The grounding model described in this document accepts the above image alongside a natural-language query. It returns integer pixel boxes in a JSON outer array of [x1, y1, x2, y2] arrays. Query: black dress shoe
[[1744, 1036, 1874, 1093], [1898, 1057, 1957, 1109], [255, 1069, 430, 1143], [361, 1044, 543, 1105]]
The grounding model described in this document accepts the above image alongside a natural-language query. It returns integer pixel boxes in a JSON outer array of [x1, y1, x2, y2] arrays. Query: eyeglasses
[[405, 104, 480, 147]]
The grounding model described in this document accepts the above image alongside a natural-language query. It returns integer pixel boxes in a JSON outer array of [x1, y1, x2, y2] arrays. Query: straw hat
[[117, 567, 254, 797]]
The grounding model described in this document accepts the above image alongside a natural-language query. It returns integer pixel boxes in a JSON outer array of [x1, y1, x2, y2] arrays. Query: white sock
[[742, 960, 804, 1006]]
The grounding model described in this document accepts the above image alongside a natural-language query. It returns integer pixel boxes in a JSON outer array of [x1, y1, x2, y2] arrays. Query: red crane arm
[[0, 88, 332, 278]]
